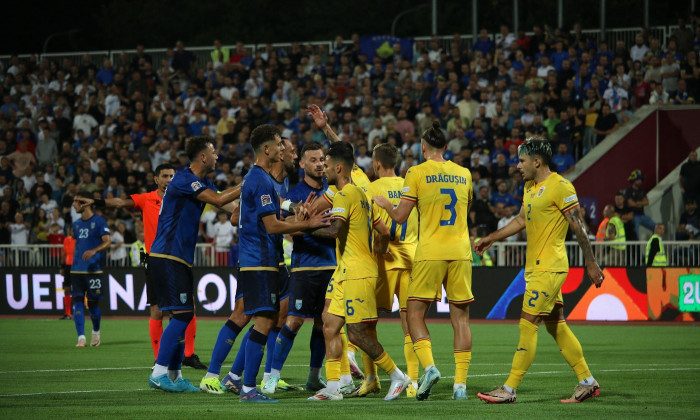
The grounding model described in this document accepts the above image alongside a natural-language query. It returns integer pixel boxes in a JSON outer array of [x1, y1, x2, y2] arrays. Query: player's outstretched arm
[[311, 218, 344, 239], [373, 219, 391, 254], [474, 205, 526, 255], [74, 196, 136, 210], [307, 104, 340, 143], [197, 186, 241, 211], [564, 206, 604, 288], [262, 210, 330, 235], [373, 196, 415, 224]]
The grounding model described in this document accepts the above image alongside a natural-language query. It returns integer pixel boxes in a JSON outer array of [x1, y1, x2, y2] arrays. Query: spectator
[[593, 103, 619, 144], [551, 143, 575, 175], [212, 211, 235, 266], [109, 223, 128, 266], [645, 223, 667, 267], [649, 82, 670, 104], [630, 34, 649, 63], [490, 179, 518, 208], [625, 169, 656, 238], [680, 150, 700, 201], [676, 197, 699, 240], [602, 204, 626, 266]]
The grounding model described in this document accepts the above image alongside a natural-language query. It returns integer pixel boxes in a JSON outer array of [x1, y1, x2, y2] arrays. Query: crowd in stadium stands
[[0, 17, 699, 262]]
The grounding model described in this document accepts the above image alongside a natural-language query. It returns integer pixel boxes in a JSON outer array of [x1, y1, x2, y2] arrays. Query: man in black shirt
[[613, 192, 636, 241], [593, 103, 619, 145], [680, 150, 700, 201], [625, 170, 657, 238]]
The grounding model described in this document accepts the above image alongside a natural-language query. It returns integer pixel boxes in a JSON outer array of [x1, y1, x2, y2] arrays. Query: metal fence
[[0, 25, 674, 72], [1, 240, 697, 268]]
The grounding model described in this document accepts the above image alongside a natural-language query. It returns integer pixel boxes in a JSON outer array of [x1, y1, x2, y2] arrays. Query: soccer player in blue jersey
[[202, 125, 328, 403], [261, 142, 336, 394], [70, 192, 111, 347], [222, 137, 299, 392], [147, 135, 241, 393]]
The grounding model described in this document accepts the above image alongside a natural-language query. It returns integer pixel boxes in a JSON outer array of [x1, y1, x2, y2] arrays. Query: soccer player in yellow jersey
[[308, 142, 411, 402], [474, 139, 604, 404], [374, 122, 474, 401], [360, 143, 420, 397], [307, 103, 369, 378]]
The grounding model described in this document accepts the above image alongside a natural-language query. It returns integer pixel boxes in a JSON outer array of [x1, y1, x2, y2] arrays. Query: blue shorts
[[70, 272, 105, 300], [288, 269, 333, 319], [238, 269, 280, 316], [279, 264, 290, 301], [149, 256, 194, 311]]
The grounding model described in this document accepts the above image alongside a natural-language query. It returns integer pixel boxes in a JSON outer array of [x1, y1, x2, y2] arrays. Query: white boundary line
[[1, 366, 699, 398]]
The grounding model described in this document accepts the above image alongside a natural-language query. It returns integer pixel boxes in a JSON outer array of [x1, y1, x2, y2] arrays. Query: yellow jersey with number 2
[[402, 160, 473, 262], [364, 177, 418, 270], [523, 172, 579, 273]]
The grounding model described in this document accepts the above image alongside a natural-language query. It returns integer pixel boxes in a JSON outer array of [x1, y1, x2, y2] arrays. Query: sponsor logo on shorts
[[295, 299, 302, 310], [261, 194, 272, 206], [180, 293, 187, 304], [271, 293, 277, 304]]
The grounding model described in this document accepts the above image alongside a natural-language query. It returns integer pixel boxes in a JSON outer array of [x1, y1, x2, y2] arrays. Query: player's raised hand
[[306, 209, 332, 228], [306, 104, 328, 129], [372, 195, 391, 211], [74, 196, 94, 210], [473, 235, 494, 255], [586, 260, 605, 288]]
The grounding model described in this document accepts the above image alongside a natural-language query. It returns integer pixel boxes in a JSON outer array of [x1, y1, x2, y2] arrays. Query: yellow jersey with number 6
[[402, 160, 473, 262], [523, 173, 579, 273], [364, 176, 418, 270]]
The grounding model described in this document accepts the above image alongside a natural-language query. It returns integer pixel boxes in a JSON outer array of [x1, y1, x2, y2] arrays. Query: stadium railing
[[0, 25, 670, 72], [1, 240, 697, 268]]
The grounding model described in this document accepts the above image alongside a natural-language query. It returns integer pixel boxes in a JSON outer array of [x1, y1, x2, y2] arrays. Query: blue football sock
[[73, 301, 85, 336], [207, 320, 242, 375], [271, 325, 297, 372], [309, 326, 326, 369], [243, 329, 267, 387], [231, 327, 252, 375], [169, 339, 185, 371], [155, 317, 189, 367], [265, 327, 281, 373], [88, 302, 101, 332]]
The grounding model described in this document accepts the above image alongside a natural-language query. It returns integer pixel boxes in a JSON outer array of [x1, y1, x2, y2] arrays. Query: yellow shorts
[[328, 277, 378, 324], [409, 260, 473, 305], [522, 271, 566, 317], [376, 268, 410, 312]]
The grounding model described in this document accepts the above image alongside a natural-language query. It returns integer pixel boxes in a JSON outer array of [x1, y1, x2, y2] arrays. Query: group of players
[[67, 103, 605, 404]]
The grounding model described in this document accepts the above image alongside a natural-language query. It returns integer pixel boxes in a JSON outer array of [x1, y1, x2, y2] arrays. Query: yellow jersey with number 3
[[523, 172, 579, 273], [402, 160, 473, 262], [330, 183, 379, 280], [364, 177, 418, 270], [323, 165, 371, 204]]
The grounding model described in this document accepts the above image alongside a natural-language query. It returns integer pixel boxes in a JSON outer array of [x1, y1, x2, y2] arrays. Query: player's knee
[[172, 311, 194, 324], [286, 316, 304, 332]]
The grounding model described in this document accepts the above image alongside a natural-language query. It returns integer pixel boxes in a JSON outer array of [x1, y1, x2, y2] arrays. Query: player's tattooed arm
[[564, 206, 604, 288], [311, 218, 344, 239]]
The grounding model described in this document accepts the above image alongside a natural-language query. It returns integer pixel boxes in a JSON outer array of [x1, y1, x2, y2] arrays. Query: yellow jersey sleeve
[[351, 165, 371, 188], [554, 178, 579, 213], [401, 166, 420, 202], [323, 185, 338, 205]]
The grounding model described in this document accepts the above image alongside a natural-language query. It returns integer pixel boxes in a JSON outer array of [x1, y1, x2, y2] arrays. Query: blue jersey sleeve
[[252, 177, 278, 218], [169, 171, 212, 198]]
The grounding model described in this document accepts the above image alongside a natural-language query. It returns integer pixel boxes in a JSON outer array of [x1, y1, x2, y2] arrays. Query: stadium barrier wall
[[3, 267, 698, 321]]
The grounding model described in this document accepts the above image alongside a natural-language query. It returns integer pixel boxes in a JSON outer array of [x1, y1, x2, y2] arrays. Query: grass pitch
[[1, 318, 698, 418]]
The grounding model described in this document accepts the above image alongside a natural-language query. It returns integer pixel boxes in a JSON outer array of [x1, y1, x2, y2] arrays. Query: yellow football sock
[[413, 338, 435, 369], [361, 349, 378, 378], [326, 358, 341, 382], [348, 341, 359, 354], [339, 331, 351, 376], [374, 351, 397, 376], [404, 334, 419, 382], [545, 320, 592, 381], [505, 318, 539, 390], [454, 350, 471, 386]]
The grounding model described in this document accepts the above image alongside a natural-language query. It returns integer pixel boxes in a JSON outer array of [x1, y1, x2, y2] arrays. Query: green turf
[[0, 318, 698, 418]]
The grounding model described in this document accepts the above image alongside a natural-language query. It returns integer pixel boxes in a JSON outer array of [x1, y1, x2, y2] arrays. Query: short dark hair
[[326, 141, 354, 169], [154, 163, 175, 177], [300, 142, 324, 158], [518, 137, 552, 166], [185, 136, 214, 161], [372, 143, 399, 169], [250, 124, 281, 152], [421, 121, 447, 149]]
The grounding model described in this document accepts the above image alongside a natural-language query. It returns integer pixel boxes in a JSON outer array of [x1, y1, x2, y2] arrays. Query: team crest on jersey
[[90, 222, 95, 229], [537, 186, 546, 197], [191, 181, 202, 191], [295, 299, 302, 310], [261, 194, 272, 206], [180, 293, 187, 304]]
